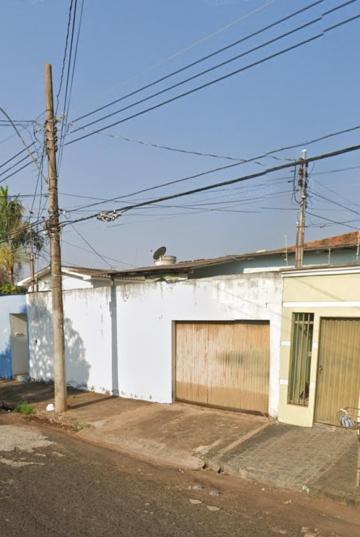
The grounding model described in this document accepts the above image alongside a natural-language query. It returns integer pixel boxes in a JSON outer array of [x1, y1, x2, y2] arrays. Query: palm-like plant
[[0, 186, 44, 285]]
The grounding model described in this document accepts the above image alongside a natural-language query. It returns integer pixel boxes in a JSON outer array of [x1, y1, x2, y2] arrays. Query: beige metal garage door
[[315, 318, 360, 425], [175, 321, 270, 413]]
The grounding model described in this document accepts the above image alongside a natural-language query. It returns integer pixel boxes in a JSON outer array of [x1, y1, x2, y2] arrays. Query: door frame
[[9, 312, 30, 377]]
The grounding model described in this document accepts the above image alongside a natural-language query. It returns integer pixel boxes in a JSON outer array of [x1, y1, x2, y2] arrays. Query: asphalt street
[[0, 415, 359, 537]]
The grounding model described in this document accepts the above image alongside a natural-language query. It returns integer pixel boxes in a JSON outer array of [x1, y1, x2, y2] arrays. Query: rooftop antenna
[[153, 246, 167, 261]]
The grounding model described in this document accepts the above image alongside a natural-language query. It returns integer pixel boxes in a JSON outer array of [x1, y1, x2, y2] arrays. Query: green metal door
[[315, 318, 360, 425]]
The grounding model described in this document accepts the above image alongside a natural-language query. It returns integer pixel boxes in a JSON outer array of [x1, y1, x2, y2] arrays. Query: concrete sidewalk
[[1, 380, 358, 504]]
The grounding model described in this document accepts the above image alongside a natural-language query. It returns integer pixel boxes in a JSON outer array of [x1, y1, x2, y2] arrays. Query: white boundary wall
[[27, 288, 113, 393], [27, 273, 282, 417]]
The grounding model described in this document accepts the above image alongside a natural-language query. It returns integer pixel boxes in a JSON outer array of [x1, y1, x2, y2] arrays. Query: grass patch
[[15, 402, 35, 415], [71, 420, 90, 432]]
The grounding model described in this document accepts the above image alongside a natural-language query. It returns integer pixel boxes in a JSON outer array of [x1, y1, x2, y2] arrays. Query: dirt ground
[[0, 413, 359, 537]]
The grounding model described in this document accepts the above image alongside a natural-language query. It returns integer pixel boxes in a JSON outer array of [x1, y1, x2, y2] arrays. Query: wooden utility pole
[[44, 63, 67, 412], [295, 149, 308, 269]]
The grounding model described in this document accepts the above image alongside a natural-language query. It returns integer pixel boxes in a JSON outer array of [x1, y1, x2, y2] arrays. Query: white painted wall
[[35, 274, 94, 292], [27, 272, 282, 417], [116, 274, 282, 416], [27, 288, 114, 393]]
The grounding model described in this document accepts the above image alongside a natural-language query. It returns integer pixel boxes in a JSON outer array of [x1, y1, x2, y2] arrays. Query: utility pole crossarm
[[45, 63, 67, 413]]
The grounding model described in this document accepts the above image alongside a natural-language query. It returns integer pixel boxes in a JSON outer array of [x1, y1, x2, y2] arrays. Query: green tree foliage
[[0, 186, 44, 285]]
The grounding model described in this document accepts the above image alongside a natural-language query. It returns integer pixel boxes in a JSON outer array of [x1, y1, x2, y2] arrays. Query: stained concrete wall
[[0, 295, 27, 378], [27, 273, 282, 417]]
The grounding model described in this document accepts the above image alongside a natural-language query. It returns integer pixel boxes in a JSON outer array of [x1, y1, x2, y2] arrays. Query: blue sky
[[1, 0, 360, 269]]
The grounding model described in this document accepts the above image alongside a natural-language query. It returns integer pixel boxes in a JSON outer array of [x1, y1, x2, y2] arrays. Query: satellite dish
[[153, 246, 167, 260]]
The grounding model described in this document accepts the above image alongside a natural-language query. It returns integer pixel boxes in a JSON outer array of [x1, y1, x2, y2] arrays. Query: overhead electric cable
[[71, 18, 324, 134], [57, 0, 79, 166], [0, 107, 45, 179], [62, 143, 360, 227], [66, 12, 360, 146], [0, 153, 36, 177], [106, 0, 276, 99], [72, 0, 324, 125], [101, 132, 267, 163], [0, 160, 34, 185], [310, 189, 360, 216], [0, 142, 36, 170], [58, 0, 85, 169], [56, 0, 75, 113], [61, 235, 136, 267], [306, 210, 360, 229], [65, 123, 360, 214]]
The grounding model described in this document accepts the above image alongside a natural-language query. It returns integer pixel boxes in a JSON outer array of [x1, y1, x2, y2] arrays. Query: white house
[[18, 265, 116, 292], [27, 271, 282, 418]]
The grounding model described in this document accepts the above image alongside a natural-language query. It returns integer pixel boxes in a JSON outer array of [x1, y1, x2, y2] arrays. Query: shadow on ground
[[0, 380, 80, 404]]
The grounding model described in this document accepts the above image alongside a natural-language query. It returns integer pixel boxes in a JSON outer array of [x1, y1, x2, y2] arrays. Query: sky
[[1, 0, 360, 271]]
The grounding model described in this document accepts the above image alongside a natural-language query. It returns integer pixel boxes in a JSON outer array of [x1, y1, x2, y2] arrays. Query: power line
[[312, 176, 360, 212], [58, 0, 85, 170], [0, 120, 35, 127], [0, 153, 36, 178], [101, 0, 276, 101], [72, 0, 324, 125], [56, 0, 75, 113], [64, 123, 360, 215], [0, 107, 44, 178], [310, 189, 360, 216], [62, 143, 360, 227], [62, 227, 135, 267], [0, 142, 36, 170], [57, 0, 79, 167], [306, 210, 360, 230], [67, 221, 114, 269], [70, 23, 323, 137], [0, 217, 46, 247], [72, 17, 325, 133], [99, 131, 274, 164], [62, 177, 291, 213], [108, 190, 293, 223], [0, 160, 34, 185], [66, 11, 360, 145]]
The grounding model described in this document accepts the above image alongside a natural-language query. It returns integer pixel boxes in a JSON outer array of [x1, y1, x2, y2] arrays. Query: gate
[[315, 318, 360, 425], [175, 321, 270, 413]]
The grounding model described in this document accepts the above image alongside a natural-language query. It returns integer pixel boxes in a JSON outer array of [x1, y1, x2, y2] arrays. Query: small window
[[287, 313, 314, 406]]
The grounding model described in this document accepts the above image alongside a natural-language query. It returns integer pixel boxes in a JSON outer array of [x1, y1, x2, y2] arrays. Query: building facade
[[27, 272, 282, 417], [278, 266, 360, 427]]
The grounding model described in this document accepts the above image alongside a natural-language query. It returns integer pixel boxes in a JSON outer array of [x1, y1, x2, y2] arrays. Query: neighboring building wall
[[192, 249, 359, 278], [27, 273, 282, 417], [27, 288, 114, 393], [278, 268, 360, 427], [0, 295, 27, 378]]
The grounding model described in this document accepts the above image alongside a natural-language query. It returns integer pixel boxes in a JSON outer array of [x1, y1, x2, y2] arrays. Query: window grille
[[287, 312, 314, 406]]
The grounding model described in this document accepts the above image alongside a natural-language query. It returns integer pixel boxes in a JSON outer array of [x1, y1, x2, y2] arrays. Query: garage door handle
[[318, 365, 323, 373]]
